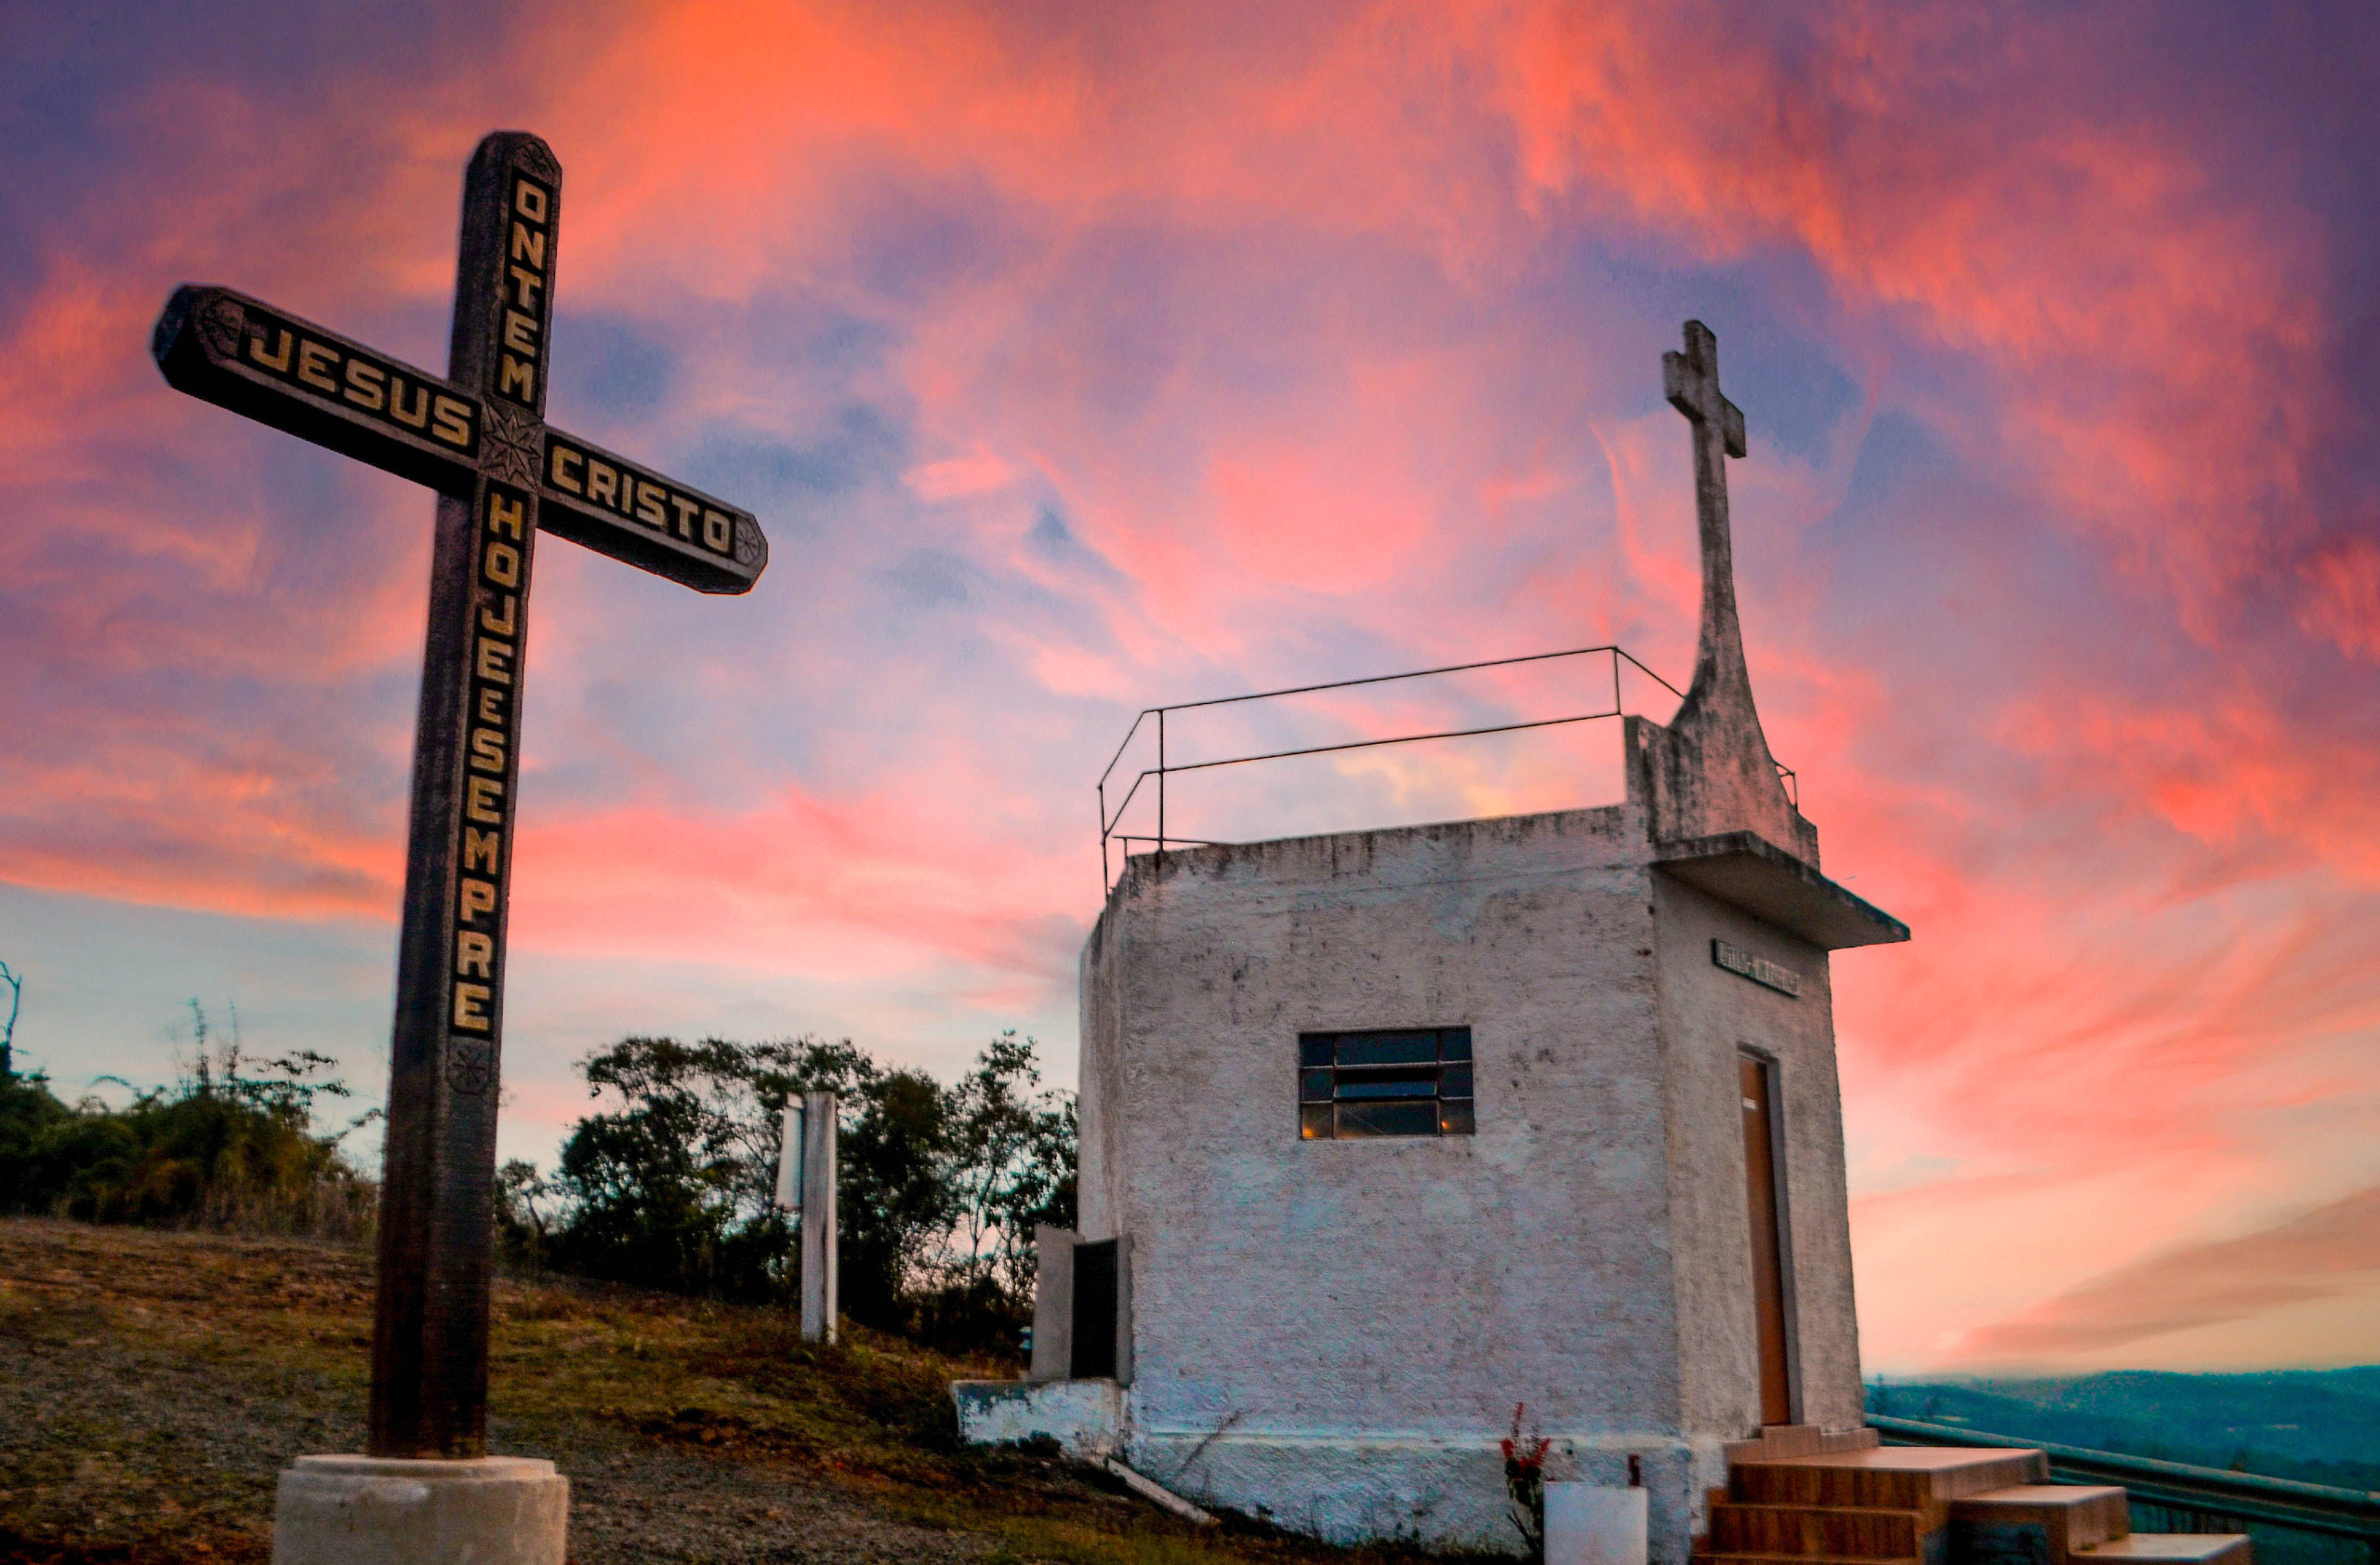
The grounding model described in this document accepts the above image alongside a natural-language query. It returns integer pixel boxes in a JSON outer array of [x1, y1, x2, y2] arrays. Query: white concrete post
[[774, 1101, 803, 1212], [799, 1091, 838, 1344]]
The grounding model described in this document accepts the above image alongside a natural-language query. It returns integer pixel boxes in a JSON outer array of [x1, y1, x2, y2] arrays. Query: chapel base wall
[[1128, 1428, 1724, 1559]]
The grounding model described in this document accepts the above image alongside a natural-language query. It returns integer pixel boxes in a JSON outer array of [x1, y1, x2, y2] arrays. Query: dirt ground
[[0, 1219, 1435, 1565]]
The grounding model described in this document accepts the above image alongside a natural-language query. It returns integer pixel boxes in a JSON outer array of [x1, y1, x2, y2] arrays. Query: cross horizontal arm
[[1661, 318, 1747, 458], [152, 285, 483, 497], [153, 284, 770, 595], [536, 427, 766, 594]]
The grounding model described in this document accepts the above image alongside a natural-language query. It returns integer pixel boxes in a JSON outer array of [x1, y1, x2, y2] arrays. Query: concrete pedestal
[[271, 1455, 567, 1565]]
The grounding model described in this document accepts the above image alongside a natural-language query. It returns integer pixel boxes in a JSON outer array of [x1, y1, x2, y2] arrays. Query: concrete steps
[[1709, 1499, 1931, 1558], [1726, 1426, 1888, 1463], [1733, 1446, 2050, 1517], [1950, 1484, 2130, 1565], [1692, 1428, 2253, 1565]]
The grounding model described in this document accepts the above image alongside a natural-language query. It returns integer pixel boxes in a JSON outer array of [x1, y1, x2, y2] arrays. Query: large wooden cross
[[152, 131, 769, 1459]]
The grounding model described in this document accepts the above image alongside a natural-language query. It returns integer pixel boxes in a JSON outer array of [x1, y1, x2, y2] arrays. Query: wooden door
[[1739, 1054, 1793, 1425]]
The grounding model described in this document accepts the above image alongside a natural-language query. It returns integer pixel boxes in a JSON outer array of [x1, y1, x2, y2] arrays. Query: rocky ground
[[0, 1220, 1437, 1565]]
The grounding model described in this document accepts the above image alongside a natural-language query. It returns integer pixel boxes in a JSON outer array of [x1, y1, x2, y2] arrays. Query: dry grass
[[0, 1220, 1464, 1565]]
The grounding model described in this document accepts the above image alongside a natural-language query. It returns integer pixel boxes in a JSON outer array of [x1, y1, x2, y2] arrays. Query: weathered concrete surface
[[1650, 829, 1907, 949], [950, 1378, 1124, 1456], [1072, 800, 1883, 1557], [271, 1453, 565, 1565], [1547, 1482, 1650, 1565], [1651, 870, 1862, 1439], [1080, 808, 1677, 1466], [1028, 1225, 1078, 1383], [1153, 1431, 1684, 1551], [800, 1091, 839, 1344], [1633, 666, 1817, 862]]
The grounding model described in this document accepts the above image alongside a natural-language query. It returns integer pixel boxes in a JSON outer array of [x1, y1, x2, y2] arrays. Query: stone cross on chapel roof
[[1664, 319, 1752, 716], [1632, 320, 1818, 864]]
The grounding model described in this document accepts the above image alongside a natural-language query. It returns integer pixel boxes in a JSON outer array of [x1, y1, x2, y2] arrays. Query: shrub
[[0, 1005, 375, 1239]]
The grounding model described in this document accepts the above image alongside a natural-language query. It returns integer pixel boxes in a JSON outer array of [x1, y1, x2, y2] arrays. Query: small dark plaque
[[1713, 938, 1803, 998]]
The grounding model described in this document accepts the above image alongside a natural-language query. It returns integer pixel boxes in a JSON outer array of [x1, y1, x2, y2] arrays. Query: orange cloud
[[2298, 537, 2380, 660], [1950, 1183, 2380, 1367]]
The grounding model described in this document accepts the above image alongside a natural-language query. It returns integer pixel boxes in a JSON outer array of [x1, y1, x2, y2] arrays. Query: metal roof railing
[[1094, 643, 1795, 893], [1871, 1413, 2380, 1560]]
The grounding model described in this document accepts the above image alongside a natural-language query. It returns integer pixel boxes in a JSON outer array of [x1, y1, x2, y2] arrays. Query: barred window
[[1298, 1028, 1474, 1139]]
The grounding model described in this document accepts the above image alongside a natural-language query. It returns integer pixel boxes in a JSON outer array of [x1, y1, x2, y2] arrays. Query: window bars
[[1298, 1028, 1476, 1140]]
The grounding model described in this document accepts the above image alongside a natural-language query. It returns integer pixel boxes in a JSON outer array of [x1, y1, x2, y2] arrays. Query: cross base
[[271, 1454, 566, 1565]]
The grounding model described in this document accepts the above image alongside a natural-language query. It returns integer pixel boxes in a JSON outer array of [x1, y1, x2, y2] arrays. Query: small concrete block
[[1547, 1484, 1649, 1565], [272, 1454, 566, 1565], [951, 1376, 1124, 1456]]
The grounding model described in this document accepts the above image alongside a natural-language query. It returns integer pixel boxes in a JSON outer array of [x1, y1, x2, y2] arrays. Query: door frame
[[1739, 1047, 1804, 1426]]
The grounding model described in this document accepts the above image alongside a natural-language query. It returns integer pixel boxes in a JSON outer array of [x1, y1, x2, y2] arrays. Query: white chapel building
[[956, 322, 1908, 1560]]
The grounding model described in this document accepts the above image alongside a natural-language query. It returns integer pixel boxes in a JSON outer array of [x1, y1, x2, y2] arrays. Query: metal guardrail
[[1871, 1413, 2380, 1553], [1093, 643, 1799, 892]]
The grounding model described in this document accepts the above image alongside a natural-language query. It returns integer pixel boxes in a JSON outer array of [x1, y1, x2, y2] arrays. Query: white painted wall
[[1074, 801, 1865, 1558], [1652, 875, 1863, 1438]]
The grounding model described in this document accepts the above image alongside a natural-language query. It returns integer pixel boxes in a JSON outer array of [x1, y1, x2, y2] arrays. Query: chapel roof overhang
[[1653, 830, 1910, 950]]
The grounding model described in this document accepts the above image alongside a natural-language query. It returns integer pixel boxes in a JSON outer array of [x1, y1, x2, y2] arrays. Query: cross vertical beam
[[1662, 319, 1750, 705], [1639, 317, 1814, 859], [371, 133, 560, 1459]]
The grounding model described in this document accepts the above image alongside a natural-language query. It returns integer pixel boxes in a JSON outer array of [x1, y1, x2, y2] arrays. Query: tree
[[836, 1065, 957, 1329], [0, 1068, 74, 1209], [537, 1030, 1078, 1353], [551, 1036, 795, 1299], [0, 959, 21, 1080], [942, 1030, 1077, 1300], [495, 1158, 554, 1267]]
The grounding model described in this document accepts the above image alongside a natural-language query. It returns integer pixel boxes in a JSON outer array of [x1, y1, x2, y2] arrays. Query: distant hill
[[1870, 1368, 2380, 1491]]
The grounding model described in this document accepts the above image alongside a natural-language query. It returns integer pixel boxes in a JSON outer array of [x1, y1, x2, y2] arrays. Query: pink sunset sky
[[4, 2, 2377, 1376]]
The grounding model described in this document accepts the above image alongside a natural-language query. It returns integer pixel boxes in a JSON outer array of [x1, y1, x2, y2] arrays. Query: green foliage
[[1866, 1370, 2380, 1488], [0, 1002, 374, 1237], [0, 1070, 77, 1206], [540, 1030, 1077, 1355]]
